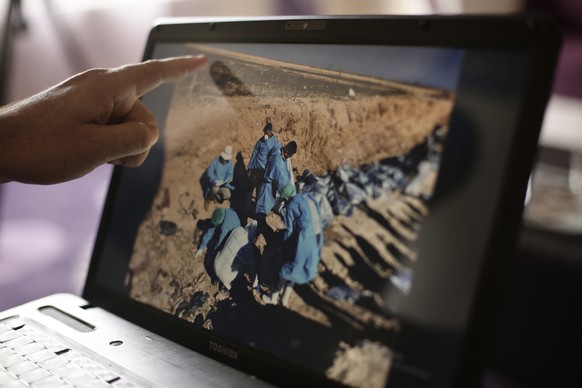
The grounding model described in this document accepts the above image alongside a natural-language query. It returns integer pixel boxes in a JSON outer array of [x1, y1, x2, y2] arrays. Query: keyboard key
[[86, 364, 121, 383], [63, 369, 98, 386], [27, 349, 57, 363], [18, 328, 69, 354], [30, 376, 67, 388], [18, 329, 54, 346], [53, 364, 84, 378], [0, 369, 15, 382], [15, 342, 44, 356], [93, 368, 120, 383], [0, 370, 28, 388], [0, 330, 21, 343], [45, 341, 70, 354], [4, 336, 33, 350], [72, 354, 98, 368], [40, 355, 69, 371], [19, 367, 52, 384], [0, 345, 16, 358], [79, 379, 113, 388], [60, 349, 88, 364], [4, 319, 26, 330], [0, 324, 12, 334], [111, 378, 142, 387], [75, 356, 119, 377], [0, 353, 27, 368], [6, 360, 39, 376]]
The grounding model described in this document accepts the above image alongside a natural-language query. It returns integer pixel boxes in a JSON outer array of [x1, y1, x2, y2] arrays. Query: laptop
[[0, 15, 561, 388]]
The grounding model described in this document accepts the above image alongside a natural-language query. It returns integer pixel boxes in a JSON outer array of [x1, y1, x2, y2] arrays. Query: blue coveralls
[[249, 135, 280, 170], [255, 151, 292, 215], [199, 208, 241, 255], [280, 193, 323, 284], [202, 156, 234, 199]]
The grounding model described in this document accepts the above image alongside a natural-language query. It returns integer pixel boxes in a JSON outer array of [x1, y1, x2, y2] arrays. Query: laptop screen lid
[[84, 15, 561, 387]]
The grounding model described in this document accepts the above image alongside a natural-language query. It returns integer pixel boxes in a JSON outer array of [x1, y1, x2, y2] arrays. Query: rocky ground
[[127, 45, 454, 387]]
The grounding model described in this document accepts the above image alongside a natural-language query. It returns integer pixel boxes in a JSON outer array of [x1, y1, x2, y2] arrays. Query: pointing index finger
[[115, 55, 208, 97]]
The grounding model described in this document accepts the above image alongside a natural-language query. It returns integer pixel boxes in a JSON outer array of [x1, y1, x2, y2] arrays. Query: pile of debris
[[297, 125, 445, 228]]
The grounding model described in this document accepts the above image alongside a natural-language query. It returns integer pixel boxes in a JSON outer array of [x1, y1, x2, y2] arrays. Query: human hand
[[195, 248, 204, 259], [0, 55, 207, 184]]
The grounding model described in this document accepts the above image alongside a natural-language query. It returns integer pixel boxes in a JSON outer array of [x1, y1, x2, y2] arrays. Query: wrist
[[0, 107, 16, 182]]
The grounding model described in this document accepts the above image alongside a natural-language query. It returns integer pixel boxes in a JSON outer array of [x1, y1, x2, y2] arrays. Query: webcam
[[284, 20, 327, 31]]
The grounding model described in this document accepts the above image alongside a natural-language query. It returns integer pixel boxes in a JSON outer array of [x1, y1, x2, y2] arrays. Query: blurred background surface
[[0, 1, 580, 387]]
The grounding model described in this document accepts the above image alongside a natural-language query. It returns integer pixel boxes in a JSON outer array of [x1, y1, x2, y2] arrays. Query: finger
[[123, 99, 157, 128], [89, 119, 158, 165], [100, 100, 159, 165], [109, 148, 151, 168], [106, 99, 159, 154], [112, 55, 208, 97], [95, 84, 162, 167]]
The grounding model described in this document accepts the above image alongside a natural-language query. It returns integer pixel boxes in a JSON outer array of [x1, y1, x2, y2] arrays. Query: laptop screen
[[87, 17, 559, 388]]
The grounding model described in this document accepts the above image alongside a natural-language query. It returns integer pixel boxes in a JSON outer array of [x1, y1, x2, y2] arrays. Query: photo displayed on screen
[[127, 43, 462, 387]]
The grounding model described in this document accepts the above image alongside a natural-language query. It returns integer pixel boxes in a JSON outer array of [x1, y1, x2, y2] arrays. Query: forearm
[[0, 94, 54, 183], [199, 227, 214, 249], [0, 106, 14, 183]]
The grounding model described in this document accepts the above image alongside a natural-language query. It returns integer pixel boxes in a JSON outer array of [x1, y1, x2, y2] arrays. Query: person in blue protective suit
[[195, 207, 241, 259], [248, 119, 280, 198], [262, 183, 323, 305], [201, 145, 234, 210], [254, 141, 297, 241]]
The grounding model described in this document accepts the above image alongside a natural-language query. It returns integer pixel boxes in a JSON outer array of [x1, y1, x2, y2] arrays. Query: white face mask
[[263, 134, 269, 140]]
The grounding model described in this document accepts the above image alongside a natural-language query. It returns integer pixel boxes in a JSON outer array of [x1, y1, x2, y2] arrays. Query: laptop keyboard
[[0, 318, 140, 387]]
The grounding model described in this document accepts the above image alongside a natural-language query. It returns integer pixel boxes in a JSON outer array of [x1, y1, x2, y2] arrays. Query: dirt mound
[[327, 340, 392, 388]]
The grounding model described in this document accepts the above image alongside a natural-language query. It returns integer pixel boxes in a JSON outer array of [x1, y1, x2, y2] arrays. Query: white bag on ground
[[214, 221, 258, 290]]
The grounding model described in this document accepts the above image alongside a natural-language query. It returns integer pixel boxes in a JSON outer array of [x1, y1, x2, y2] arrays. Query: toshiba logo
[[209, 340, 238, 360]]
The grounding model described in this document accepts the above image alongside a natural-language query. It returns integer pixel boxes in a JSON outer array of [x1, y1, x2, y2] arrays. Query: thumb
[[93, 120, 159, 167]]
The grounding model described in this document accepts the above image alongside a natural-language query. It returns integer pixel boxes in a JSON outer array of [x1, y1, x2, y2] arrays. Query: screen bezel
[[83, 15, 561, 387]]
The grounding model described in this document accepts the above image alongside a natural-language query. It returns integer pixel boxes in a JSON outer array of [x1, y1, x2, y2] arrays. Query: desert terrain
[[127, 45, 455, 387]]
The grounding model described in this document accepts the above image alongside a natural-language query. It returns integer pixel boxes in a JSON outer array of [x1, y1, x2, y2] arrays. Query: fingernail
[[146, 122, 160, 145]]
